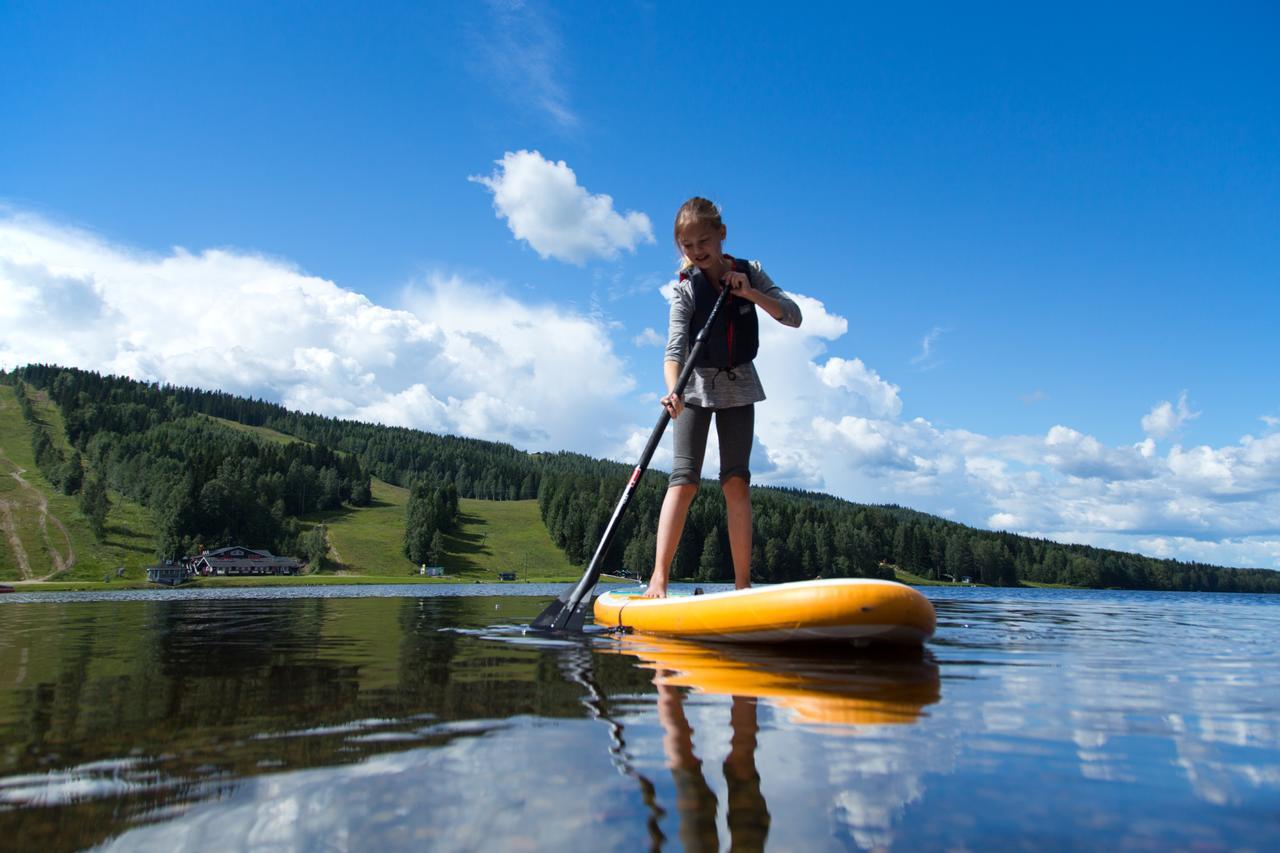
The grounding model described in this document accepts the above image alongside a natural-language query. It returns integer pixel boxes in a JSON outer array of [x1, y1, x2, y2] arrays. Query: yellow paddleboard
[[593, 578, 936, 645]]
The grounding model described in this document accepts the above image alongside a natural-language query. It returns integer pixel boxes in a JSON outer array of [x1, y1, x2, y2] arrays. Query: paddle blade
[[530, 594, 568, 630], [561, 596, 591, 632], [529, 583, 595, 632]]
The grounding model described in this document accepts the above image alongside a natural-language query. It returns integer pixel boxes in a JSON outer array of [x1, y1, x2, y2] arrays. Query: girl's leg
[[647, 484, 698, 597], [647, 404, 712, 597], [722, 476, 752, 589], [716, 405, 755, 589]]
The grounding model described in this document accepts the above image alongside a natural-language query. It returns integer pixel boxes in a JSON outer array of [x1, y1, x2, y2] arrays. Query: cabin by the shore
[[193, 546, 302, 577], [146, 561, 190, 585], [147, 546, 303, 584]]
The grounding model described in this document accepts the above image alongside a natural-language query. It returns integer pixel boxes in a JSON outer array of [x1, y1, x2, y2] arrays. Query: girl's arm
[[723, 262, 803, 327], [664, 359, 682, 395], [661, 282, 693, 418], [740, 286, 787, 323], [661, 359, 684, 418]]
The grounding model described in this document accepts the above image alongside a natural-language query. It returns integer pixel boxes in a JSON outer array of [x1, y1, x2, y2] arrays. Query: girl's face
[[678, 224, 727, 272]]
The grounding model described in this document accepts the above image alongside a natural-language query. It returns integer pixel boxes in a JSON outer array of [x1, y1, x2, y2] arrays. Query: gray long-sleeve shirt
[[664, 260, 803, 409]]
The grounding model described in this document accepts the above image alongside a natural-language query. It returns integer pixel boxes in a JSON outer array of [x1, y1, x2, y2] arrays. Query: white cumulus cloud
[[1043, 425, 1156, 481], [1142, 391, 1200, 439], [815, 357, 902, 418], [0, 213, 635, 452], [470, 150, 654, 265]]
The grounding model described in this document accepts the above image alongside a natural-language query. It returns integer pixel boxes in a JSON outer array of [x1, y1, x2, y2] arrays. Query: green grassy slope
[[0, 385, 156, 582], [310, 478, 412, 574], [447, 497, 580, 580], [315, 480, 579, 581], [195, 418, 581, 580], [204, 414, 314, 446]]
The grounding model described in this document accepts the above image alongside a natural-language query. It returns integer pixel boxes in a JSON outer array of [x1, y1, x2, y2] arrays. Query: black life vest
[[684, 256, 759, 369]]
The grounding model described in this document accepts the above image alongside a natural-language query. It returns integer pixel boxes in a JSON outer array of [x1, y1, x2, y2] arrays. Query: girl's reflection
[[656, 674, 770, 852], [588, 636, 939, 849]]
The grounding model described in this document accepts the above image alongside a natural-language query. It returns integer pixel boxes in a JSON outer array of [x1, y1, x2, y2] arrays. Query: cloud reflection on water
[[3, 588, 1279, 849]]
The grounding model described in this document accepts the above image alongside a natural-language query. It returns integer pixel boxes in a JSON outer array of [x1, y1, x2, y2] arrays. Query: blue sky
[[2, 1, 1278, 568]]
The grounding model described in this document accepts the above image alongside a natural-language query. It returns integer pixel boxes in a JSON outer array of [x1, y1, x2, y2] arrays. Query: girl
[[644, 198, 803, 597]]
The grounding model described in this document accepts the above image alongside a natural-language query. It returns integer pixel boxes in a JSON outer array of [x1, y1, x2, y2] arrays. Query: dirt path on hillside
[[0, 497, 33, 579], [0, 449, 76, 580], [42, 511, 74, 576], [321, 519, 343, 571]]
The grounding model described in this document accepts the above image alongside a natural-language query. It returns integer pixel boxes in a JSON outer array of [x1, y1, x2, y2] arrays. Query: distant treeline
[[8, 365, 1279, 593], [17, 366, 539, 500], [536, 454, 1280, 592]]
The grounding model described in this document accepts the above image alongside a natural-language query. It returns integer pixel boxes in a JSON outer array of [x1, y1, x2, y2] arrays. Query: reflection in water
[[606, 634, 941, 727], [656, 684, 769, 853], [0, 595, 654, 849], [559, 649, 667, 850], [589, 634, 943, 850], [0, 587, 1278, 850]]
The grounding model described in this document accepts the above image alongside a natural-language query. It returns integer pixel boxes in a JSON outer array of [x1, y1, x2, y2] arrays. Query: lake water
[[1, 585, 1277, 851]]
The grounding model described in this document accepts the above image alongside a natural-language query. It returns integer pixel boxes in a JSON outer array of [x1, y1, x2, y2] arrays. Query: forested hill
[[7, 364, 1279, 594], [536, 456, 1280, 592]]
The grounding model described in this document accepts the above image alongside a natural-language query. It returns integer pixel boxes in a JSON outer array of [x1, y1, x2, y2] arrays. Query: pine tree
[[428, 530, 446, 567], [79, 475, 110, 541], [60, 451, 85, 495], [403, 485, 435, 564], [697, 527, 723, 582], [302, 524, 328, 570]]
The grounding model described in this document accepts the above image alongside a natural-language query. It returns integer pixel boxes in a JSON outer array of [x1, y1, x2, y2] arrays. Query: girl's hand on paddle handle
[[722, 270, 755, 298], [662, 392, 684, 419]]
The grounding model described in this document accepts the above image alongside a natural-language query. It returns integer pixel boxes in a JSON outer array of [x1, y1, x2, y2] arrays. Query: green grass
[[5, 574, 593, 592], [309, 478, 414, 574], [313, 481, 580, 581], [0, 386, 157, 582], [27, 387, 74, 454], [204, 414, 311, 446], [445, 497, 580, 580]]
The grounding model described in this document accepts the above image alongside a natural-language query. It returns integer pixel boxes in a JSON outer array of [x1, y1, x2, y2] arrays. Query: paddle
[[530, 279, 733, 632]]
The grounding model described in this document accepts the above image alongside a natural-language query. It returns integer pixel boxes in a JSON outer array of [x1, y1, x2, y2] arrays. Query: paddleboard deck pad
[[593, 578, 935, 645]]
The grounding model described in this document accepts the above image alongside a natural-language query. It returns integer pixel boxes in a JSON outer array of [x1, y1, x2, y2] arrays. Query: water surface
[[1, 585, 1277, 850]]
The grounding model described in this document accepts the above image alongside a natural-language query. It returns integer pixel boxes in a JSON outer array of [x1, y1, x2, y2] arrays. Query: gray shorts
[[669, 403, 754, 487]]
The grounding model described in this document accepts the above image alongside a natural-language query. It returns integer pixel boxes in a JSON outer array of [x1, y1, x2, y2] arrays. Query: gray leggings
[[669, 403, 754, 487]]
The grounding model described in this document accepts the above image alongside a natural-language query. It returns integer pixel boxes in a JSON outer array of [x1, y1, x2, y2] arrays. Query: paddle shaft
[[531, 282, 733, 631]]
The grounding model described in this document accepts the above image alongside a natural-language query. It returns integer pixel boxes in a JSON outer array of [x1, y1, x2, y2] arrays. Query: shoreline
[[0, 573, 628, 593]]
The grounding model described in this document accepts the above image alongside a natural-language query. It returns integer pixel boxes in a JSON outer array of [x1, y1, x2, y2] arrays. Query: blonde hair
[[673, 197, 724, 272]]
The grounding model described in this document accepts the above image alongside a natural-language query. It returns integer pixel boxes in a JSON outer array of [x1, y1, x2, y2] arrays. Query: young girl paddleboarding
[[644, 197, 803, 598]]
